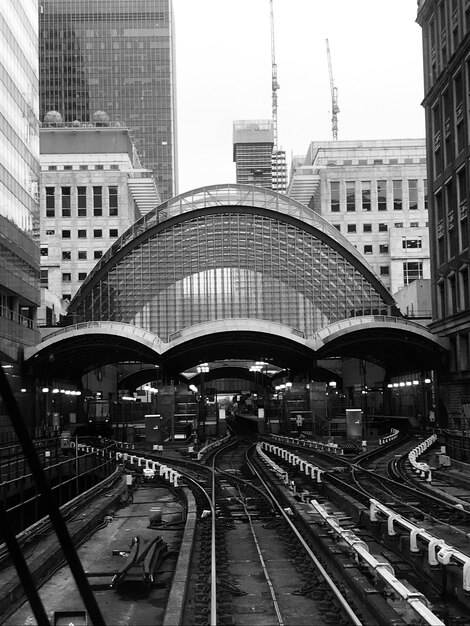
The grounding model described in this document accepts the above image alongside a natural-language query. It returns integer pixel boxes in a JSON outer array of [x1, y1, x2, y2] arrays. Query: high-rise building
[[0, 0, 41, 432], [417, 1, 470, 428], [39, 0, 178, 202], [288, 140, 430, 299], [39, 123, 160, 322], [233, 120, 274, 188]]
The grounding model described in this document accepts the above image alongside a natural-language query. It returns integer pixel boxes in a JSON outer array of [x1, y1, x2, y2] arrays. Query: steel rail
[[247, 444, 364, 626]]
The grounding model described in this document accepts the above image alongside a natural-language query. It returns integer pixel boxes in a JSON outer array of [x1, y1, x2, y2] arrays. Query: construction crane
[[326, 38, 340, 140], [270, 0, 279, 151]]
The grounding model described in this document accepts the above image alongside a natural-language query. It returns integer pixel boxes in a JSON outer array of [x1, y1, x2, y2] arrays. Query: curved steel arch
[[65, 185, 397, 344], [72, 183, 376, 297]]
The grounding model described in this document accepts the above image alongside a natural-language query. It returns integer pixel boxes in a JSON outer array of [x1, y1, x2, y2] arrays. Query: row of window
[[329, 179, 427, 212], [437, 267, 470, 323], [322, 157, 426, 166], [44, 185, 119, 217], [354, 240, 422, 256], [333, 222, 426, 234], [51, 228, 120, 239], [44, 164, 121, 171], [41, 248, 105, 261]]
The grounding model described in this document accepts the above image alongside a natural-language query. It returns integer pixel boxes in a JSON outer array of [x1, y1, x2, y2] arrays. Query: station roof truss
[[24, 184, 448, 378], [65, 184, 397, 340]]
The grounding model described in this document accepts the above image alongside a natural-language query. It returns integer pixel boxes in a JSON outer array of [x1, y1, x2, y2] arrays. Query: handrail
[[408, 434, 437, 480], [270, 433, 344, 455], [370, 498, 470, 592], [197, 434, 231, 460], [312, 499, 445, 626], [379, 428, 400, 445]]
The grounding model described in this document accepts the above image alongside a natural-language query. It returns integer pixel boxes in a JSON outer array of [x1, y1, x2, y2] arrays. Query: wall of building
[[288, 140, 429, 300]]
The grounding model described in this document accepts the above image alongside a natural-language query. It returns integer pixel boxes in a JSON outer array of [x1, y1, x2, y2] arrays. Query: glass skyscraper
[[39, 0, 178, 201], [0, 0, 41, 430]]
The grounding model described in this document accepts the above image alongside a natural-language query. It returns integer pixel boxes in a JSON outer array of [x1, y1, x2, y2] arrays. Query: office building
[[288, 140, 430, 299], [39, 0, 178, 202], [233, 120, 275, 188], [39, 123, 160, 318], [0, 0, 41, 433], [417, 1, 470, 427]]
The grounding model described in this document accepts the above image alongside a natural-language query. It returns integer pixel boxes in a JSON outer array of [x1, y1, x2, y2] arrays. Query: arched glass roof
[[67, 184, 397, 342]]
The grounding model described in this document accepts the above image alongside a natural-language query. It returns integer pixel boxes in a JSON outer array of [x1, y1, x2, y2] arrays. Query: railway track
[[258, 433, 470, 623], [5, 431, 470, 625]]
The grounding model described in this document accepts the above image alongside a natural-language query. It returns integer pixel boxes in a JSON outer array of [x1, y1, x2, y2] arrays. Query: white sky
[[172, 0, 425, 194]]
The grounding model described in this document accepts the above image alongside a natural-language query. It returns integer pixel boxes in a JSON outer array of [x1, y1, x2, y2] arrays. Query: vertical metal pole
[[0, 365, 106, 626]]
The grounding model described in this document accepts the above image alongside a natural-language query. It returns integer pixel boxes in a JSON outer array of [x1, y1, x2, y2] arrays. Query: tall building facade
[[0, 0, 41, 433], [288, 140, 430, 299], [39, 0, 178, 202], [233, 119, 287, 192], [39, 124, 160, 322], [233, 120, 274, 188], [417, 1, 470, 427]]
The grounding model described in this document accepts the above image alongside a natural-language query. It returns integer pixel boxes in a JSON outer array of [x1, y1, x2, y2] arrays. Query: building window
[[61, 187, 71, 216], [402, 238, 422, 249], [78, 272, 87, 281], [380, 266, 390, 276], [62, 294, 71, 302], [394, 222, 404, 228], [95, 164, 104, 170], [333, 224, 341, 232], [410, 222, 419, 228], [347, 224, 356, 233], [364, 244, 373, 254], [62, 273, 71, 282], [94, 229, 103, 238], [78, 230, 87, 238], [110, 164, 120, 170], [363, 224, 372, 233], [62, 250, 71, 260], [449, 274, 458, 313], [48, 165, 57, 171], [403, 260, 423, 285], [109, 228, 118, 237], [77, 186, 87, 216], [330, 181, 340, 212], [378, 223, 388, 232], [377, 180, 387, 211], [93, 186, 103, 215], [61, 230, 71, 238], [40, 269, 48, 286], [40, 246, 48, 256], [78, 251, 87, 259], [362, 181, 371, 211], [109, 186, 118, 216], [64, 165, 73, 171], [460, 268, 470, 310], [79, 165, 88, 170], [408, 179, 418, 210], [346, 181, 356, 211], [94, 250, 103, 259], [393, 180, 403, 210], [45, 187, 55, 216], [379, 244, 389, 253], [45, 229, 55, 235], [424, 179, 428, 210]]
